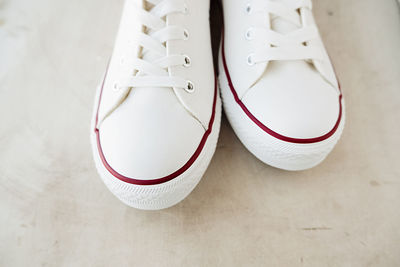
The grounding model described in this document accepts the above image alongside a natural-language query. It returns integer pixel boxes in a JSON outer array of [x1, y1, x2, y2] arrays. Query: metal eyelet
[[185, 81, 195, 93], [183, 4, 188, 14], [183, 56, 191, 67], [113, 82, 121, 92], [245, 28, 253, 40], [247, 54, 255, 66], [183, 29, 189, 40], [245, 3, 252, 14]]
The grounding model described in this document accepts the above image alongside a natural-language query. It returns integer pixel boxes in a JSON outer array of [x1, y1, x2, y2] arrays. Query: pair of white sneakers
[[91, 0, 345, 210]]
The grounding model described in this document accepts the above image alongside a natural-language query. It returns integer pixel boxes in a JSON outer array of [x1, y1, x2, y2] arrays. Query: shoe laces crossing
[[245, 0, 322, 65], [115, 0, 194, 93]]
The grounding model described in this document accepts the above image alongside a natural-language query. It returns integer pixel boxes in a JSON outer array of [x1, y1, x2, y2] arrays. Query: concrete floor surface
[[1, 0, 399, 266]]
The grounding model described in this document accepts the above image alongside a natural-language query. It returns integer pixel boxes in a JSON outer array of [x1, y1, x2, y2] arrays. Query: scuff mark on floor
[[370, 180, 380, 187], [301, 227, 332, 231]]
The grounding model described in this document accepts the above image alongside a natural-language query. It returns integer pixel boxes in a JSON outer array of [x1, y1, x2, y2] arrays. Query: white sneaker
[[219, 0, 345, 170], [91, 0, 221, 210]]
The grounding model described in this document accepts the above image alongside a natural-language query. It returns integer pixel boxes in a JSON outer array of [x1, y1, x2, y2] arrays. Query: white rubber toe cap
[[242, 61, 341, 140], [97, 87, 204, 180]]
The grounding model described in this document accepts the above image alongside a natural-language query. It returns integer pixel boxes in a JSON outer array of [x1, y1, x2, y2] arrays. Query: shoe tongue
[[139, 4, 166, 76], [270, 0, 301, 35], [136, 26, 166, 90], [259, 1, 306, 82], [271, 17, 298, 34]]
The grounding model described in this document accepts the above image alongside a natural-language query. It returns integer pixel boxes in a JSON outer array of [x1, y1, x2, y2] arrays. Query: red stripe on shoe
[[94, 69, 218, 185], [221, 36, 343, 144]]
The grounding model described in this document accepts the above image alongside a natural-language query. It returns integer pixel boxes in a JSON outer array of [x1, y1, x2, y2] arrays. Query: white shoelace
[[245, 0, 323, 65], [115, 0, 194, 93]]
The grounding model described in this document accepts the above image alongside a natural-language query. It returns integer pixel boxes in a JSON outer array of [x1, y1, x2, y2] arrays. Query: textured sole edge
[[90, 84, 222, 210], [218, 49, 345, 171]]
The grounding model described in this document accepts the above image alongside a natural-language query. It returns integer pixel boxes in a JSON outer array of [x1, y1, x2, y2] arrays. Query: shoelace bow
[[115, 0, 193, 92], [246, 0, 322, 65]]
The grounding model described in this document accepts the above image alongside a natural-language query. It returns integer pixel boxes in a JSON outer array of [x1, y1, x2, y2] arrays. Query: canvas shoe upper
[[91, 0, 219, 209], [220, 0, 344, 169]]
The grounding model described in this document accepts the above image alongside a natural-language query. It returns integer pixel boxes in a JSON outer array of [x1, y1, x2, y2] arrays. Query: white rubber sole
[[218, 50, 345, 171], [90, 84, 222, 210]]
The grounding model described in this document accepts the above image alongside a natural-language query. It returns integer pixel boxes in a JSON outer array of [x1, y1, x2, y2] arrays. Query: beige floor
[[1, 0, 400, 266]]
